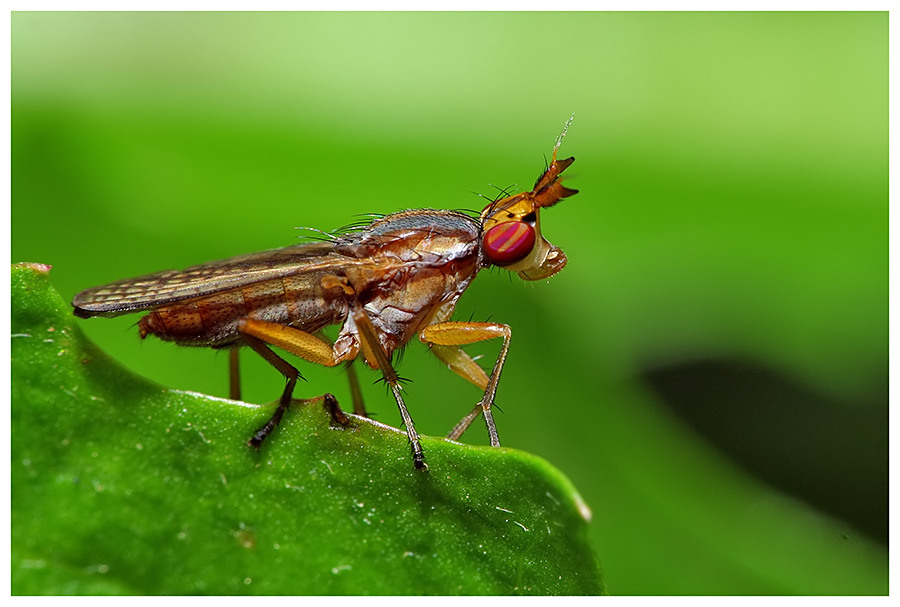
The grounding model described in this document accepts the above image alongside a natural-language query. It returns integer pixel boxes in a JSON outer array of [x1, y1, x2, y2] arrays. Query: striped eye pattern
[[482, 221, 536, 265]]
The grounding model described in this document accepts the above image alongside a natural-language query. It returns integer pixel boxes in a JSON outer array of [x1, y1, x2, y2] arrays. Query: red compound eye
[[483, 221, 536, 265]]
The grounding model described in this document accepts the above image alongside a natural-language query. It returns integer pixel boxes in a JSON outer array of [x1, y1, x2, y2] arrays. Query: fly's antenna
[[553, 113, 576, 159]]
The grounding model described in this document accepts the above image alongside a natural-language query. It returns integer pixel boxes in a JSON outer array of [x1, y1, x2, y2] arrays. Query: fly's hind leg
[[229, 348, 242, 401], [241, 332, 303, 447], [237, 318, 350, 448]]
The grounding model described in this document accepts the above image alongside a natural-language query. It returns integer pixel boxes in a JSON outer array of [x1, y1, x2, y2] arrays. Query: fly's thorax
[[328, 210, 485, 365], [339, 255, 482, 363], [349, 209, 482, 264]]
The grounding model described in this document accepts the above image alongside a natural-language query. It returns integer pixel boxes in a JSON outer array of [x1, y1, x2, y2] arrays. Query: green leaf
[[11, 262, 604, 595]]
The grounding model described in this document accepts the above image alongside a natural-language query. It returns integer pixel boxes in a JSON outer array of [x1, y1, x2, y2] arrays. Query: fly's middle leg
[[353, 310, 427, 471]]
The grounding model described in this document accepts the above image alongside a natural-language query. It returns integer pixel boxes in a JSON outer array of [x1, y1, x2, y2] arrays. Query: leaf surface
[[11, 262, 603, 595]]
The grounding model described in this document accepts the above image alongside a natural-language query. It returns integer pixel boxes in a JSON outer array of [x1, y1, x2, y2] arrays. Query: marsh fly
[[72, 118, 578, 470]]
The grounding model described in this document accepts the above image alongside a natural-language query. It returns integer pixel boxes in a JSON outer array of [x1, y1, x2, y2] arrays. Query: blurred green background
[[12, 12, 887, 594]]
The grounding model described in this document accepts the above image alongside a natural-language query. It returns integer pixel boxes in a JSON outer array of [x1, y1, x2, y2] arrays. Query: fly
[[72, 117, 578, 470]]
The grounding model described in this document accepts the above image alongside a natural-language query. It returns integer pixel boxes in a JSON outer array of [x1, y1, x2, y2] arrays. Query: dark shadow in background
[[643, 359, 887, 544]]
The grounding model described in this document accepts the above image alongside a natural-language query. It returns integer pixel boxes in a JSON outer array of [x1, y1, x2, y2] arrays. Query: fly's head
[[479, 147, 577, 281]]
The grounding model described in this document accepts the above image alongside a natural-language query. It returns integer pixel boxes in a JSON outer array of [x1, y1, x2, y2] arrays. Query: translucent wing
[[73, 242, 351, 317]]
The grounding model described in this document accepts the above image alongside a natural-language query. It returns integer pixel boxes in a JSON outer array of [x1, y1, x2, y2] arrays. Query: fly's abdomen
[[139, 276, 348, 347], [139, 289, 249, 346]]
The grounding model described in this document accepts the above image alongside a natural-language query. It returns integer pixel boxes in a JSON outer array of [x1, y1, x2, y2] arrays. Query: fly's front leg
[[353, 310, 427, 471], [237, 318, 350, 447], [421, 322, 511, 446], [426, 344, 486, 441]]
